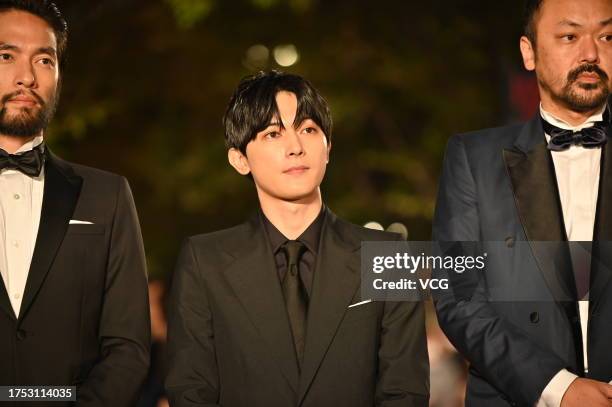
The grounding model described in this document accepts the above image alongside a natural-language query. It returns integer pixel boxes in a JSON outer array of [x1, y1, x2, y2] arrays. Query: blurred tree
[[165, 0, 214, 28], [49, 0, 527, 278]]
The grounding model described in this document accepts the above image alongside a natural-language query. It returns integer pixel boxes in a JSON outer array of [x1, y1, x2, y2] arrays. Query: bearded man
[[0, 1, 150, 406], [433, 0, 612, 406]]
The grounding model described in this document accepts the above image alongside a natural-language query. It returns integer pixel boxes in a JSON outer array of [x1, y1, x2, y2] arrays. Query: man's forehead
[[273, 92, 298, 125], [0, 10, 57, 51], [539, 0, 612, 24], [267, 117, 313, 127]]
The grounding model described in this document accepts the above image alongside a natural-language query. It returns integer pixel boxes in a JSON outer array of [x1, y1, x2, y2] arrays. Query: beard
[[540, 63, 610, 113], [0, 89, 58, 138]]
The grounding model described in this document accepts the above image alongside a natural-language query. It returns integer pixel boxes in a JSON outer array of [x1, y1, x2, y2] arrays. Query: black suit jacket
[[165, 208, 429, 407], [0, 152, 151, 406], [433, 115, 612, 406]]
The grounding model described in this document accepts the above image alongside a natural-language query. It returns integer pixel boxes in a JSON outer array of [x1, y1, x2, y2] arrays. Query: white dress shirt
[[0, 136, 45, 317], [537, 106, 604, 407]]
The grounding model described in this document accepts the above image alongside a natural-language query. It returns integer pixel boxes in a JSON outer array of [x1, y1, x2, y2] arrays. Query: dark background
[[45, 2, 539, 405], [49, 0, 537, 279]]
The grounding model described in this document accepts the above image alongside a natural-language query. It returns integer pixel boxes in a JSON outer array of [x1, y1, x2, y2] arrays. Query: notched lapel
[[591, 142, 612, 313], [19, 153, 82, 321], [0, 276, 15, 320], [298, 211, 361, 404], [503, 120, 576, 302], [223, 215, 300, 393]]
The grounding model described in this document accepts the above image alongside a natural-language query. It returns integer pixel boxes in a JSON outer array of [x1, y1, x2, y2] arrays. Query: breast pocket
[[65, 224, 106, 235], [342, 302, 380, 324], [60, 224, 107, 271]]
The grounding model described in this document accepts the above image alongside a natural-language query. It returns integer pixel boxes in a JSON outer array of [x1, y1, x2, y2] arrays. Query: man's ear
[[326, 141, 332, 164], [228, 148, 251, 175], [520, 36, 536, 71]]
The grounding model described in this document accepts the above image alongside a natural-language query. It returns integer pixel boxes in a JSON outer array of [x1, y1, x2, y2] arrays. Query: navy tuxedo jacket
[[433, 115, 612, 406]]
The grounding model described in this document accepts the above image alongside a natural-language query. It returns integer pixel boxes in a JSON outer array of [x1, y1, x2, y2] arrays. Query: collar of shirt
[[12, 135, 44, 155], [261, 205, 326, 256], [540, 103, 605, 132]]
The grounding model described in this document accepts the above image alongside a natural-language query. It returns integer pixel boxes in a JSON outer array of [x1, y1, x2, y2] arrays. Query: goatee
[[0, 90, 58, 138], [545, 64, 611, 113]]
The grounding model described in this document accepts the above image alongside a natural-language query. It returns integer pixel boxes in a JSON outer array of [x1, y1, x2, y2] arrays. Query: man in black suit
[[0, 1, 150, 405], [165, 71, 429, 407], [434, 0, 612, 406]]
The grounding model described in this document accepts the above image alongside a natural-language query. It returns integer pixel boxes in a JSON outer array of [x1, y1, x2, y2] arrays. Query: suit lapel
[[298, 210, 361, 404], [223, 214, 300, 393], [503, 117, 577, 301], [19, 152, 82, 320], [590, 140, 612, 313], [0, 275, 15, 320]]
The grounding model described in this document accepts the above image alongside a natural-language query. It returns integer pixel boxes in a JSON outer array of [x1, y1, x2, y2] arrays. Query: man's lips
[[576, 72, 602, 83], [283, 165, 309, 174], [6, 96, 38, 106]]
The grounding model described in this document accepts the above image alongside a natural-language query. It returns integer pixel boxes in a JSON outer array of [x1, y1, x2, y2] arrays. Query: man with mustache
[[165, 71, 429, 406], [434, 0, 612, 406], [0, 1, 150, 406]]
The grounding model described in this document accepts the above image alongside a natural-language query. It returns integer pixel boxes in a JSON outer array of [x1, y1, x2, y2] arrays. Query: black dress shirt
[[261, 206, 326, 297]]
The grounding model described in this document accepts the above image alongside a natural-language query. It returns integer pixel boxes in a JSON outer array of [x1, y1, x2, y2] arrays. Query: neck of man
[[540, 93, 607, 127], [0, 133, 39, 154], [258, 188, 323, 240]]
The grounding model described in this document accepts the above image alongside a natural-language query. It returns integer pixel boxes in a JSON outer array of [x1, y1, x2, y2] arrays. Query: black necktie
[[281, 240, 307, 370], [0, 145, 45, 177], [543, 111, 610, 151]]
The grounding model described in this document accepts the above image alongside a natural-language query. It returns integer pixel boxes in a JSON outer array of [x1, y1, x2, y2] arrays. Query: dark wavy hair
[[223, 70, 332, 155], [0, 0, 68, 67]]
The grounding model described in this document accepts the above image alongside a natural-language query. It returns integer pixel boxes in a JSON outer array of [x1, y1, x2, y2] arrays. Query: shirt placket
[[5, 173, 30, 315]]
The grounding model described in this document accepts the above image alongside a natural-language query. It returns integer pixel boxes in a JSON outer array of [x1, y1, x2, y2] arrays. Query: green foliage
[[51, 0, 525, 278], [250, 0, 281, 8], [165, 0, 214, 28]]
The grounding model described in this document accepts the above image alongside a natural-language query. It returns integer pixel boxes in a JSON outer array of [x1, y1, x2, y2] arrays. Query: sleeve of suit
[[76, 177, 151, 407], [375, 295, 430, 407], [432, 135, 569, 406], [165, 238, 221, 407]]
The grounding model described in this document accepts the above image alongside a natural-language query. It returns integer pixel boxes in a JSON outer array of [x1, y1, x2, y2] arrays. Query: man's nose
[[286, 130, 304, 156], [579, 36, 600, 64], [14, 62, 37, 88]]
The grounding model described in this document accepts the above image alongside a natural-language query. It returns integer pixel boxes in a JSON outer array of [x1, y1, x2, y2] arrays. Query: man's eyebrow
[[556, 18, 612, 28], [557, 19, 582, 28], [36, 46, 57, 57], [0, 44, 57, 57], [0, 43, 19, 51]]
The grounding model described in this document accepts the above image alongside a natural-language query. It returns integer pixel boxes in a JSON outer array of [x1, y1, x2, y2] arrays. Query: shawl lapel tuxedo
[[166, 208, 429, 407], [0, 152, 150, 406], [433, 115, 612, 407]]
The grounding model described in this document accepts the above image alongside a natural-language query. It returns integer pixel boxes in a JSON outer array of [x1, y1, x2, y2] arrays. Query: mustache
[[1, 90, 46, 106], [567, 64, 609, 84]]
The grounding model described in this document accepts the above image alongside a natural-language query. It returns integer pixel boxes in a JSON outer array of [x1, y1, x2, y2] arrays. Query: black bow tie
[[0, 145, 45, 177], [543, 111, 610, 152]]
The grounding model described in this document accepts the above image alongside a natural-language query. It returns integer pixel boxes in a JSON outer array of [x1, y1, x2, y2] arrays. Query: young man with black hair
[[165, 71, 429, 407], [434, 0, 612, 406], [0, 1, 150, 405]]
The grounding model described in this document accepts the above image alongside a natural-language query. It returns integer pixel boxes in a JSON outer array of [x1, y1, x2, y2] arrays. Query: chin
[[256, 176, 322, 203], [276, 187, 319, 202], [6, 111, 37, 122]]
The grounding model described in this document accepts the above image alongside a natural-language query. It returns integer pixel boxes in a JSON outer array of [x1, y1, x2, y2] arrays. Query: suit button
[[505, 237, 515, 248], [530, 312, 539, 323], [16, 330, 26, 340]]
